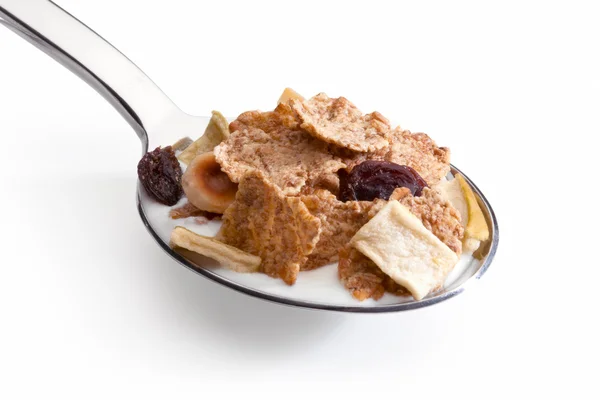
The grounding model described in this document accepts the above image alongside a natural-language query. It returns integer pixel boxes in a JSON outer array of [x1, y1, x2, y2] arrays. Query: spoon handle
[[0, 0, 180, 151]]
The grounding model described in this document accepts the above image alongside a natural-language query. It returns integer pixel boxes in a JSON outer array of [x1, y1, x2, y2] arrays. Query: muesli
[[137, 89, 489, 301]]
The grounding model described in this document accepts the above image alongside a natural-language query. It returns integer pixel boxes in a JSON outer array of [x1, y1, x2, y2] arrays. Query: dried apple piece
[[351, 201, 459, 300], [277, 87, 304, 104], [170, 226, 260, 273], [172, 136, 194, 152], [178, 111, 230, 165]]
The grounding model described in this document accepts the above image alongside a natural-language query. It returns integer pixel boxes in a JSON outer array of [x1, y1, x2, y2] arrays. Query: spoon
[[0, 0, 498, 312]]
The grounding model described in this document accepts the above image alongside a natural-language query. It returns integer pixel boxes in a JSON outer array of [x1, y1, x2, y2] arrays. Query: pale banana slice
[[277, 87, 304, 104], [172, 136, 194, 152], [178, 111, 230, 165], [456, 175, 489, 241], [351, 201, 459, 301], [181, 151, 238, 213], [438, 175, 489, 252], [438, 178, 468, 229], [170, 226, 261, 273], [463, 238, 482, 253]]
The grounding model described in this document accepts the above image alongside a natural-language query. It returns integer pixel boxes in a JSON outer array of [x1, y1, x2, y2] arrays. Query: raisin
[[338, 160, 428, 202], [137, 146, 184, 206]]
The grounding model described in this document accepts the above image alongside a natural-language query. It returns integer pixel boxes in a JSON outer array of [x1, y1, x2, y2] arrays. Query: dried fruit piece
[[181, 151, 238, 213], [216, 171, 321, 285], [437, 177, 468, 227], [338, 161, 428, 202], [351, 201, 459, 300], [178, 111, 230, 165], [456, 175, 489, 241], [170, 226, 261, 273], [463, 238, 482, 253], [172, 136, 194, 152], [137, 146, 183, 206], [437, 174, 489, 253], [291, 93, 391, 152], [277, 87, 304, 104]]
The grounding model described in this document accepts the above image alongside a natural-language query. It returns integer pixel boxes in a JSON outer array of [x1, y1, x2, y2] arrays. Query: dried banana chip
[[456, 175, 489, 241], [178, 111, 230, 165], [172, 136, 194, 152], [170, 226, 261, 273], [277, 87, 304, 104], [438, 175, 487, 253]]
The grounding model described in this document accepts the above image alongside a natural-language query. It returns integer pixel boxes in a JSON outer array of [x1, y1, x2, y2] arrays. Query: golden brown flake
[[385, 128, 451, 186], [338, 246, 409, 301], [343, 127, 450, 186], [215, 104, 345, 195], [389, 187, 464, 255], [216, 171, 322, 285], [301, 172, 341, 197], [300, 191, 383, 270], [291, 93, 391, 152], [169, 202, 221, 220], [230, 103, 301, 133]]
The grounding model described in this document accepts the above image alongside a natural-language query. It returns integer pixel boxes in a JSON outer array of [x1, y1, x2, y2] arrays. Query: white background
[[1, 0, 598, 398]]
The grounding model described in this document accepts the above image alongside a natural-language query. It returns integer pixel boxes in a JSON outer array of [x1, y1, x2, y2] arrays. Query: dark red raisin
[[137, 146, 184, 206], [338, 160, 428, 202]]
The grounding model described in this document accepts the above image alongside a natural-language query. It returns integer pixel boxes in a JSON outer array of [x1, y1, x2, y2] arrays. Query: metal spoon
[[0, 0, 498, 312]]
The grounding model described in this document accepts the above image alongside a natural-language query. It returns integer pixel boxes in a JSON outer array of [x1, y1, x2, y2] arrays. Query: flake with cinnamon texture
[[338, 246, 409, 301], [215, 104, 345, 195], [343, 127, 450, 186], [291, 93, 391, 152], [300, 190, 384, 270], [169, 202, 221, 220], [216, 171, 322, 285], [393, 187, 464, 255]]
